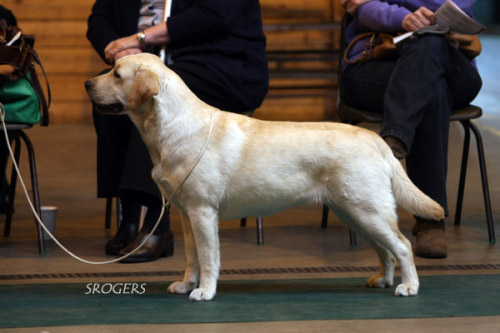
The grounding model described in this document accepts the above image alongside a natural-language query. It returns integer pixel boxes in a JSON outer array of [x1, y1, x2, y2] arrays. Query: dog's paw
[[167, 281, 195, 295], [394, 282, 419, 296], [189, 288, 216, 302], [366, 274, 393, 288]]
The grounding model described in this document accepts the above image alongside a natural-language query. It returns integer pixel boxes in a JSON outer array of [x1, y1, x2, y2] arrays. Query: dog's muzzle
[[85, 79, 124, 114]]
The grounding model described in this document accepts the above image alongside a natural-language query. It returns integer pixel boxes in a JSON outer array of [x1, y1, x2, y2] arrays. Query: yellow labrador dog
[[85, 53, 444, 302]]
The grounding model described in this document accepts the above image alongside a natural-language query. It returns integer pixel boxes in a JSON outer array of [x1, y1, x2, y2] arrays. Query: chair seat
[[1, 123, 34, 131], [338, 104, 383, 123], [339, 104, 483, 124], [450, 105, 482, 121]]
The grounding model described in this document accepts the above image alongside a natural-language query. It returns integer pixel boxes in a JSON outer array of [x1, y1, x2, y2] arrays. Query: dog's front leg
[[167, 212, 200, 295], [186, 207, 220, 302]]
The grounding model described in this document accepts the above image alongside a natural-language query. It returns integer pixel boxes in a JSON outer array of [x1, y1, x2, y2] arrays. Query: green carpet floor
[[1, 274, 499, 328]]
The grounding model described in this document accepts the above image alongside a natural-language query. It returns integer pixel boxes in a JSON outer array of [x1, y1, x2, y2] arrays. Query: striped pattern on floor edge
[[1, 263, 499, 281]]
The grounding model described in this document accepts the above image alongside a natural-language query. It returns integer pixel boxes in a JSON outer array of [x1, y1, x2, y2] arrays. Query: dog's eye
[[113, 71, 121, 79]]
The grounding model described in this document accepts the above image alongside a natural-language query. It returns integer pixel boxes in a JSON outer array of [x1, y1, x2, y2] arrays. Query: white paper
[[393, 31, 413, 44], [6, 31, 21, 46], [435, 0, 485, 34], [393, 0, 485, 45]]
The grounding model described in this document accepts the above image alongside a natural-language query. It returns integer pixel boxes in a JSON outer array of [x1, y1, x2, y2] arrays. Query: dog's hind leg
[[365, 239, 396, 289], [334, 205, 419, 296], [167, 212, 200, 296], [390, 231, 419, 296], [362, 221, 418, 296], [183, 206, 220, 302], [331, 207, 395, 289]]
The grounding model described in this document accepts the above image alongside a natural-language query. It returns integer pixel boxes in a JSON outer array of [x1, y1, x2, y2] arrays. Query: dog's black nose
[[84, 80, 92, 92]]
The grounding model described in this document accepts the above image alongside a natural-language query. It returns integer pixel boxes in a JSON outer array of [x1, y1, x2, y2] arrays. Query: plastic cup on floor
[[41, 206, 58, 241]]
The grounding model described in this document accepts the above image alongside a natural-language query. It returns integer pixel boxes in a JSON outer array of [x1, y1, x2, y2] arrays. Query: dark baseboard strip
[[1, 264, 499, 281]]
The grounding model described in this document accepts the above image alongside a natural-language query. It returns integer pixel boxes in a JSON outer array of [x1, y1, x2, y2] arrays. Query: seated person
[[87, 0, 269, 263], [340, 0, 482, 258]]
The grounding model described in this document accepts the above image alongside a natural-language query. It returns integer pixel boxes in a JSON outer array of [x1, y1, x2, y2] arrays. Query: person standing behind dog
[[87, 0, 269, 263], [340, 0, 482, 258]]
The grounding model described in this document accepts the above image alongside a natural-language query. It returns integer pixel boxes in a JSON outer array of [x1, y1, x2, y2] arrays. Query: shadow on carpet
[[1, 274, 499, 328]]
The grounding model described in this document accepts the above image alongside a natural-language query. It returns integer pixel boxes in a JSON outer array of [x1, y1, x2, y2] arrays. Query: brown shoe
[[384, 136, 408, 160], [412, 218, 447, 258]]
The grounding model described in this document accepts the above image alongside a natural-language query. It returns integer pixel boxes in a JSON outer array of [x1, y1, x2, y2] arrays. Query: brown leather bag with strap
[[343, 32, 399, 65], [0, 19, 50, 126], [344, 26, 482, 65]]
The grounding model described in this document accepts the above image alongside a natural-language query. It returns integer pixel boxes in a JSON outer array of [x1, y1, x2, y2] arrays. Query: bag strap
[[343, 32, 377, 65], [30, 49, 51, 126]]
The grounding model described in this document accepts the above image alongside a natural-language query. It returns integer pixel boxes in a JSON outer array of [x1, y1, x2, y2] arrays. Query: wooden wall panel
[[21, 21, 90, 48], [266, 30, 336, 51], [44, 75, 95, 103], [36, 48, 103, 75], [49, 101, 94, 123], [3, 0, 342, 123], [261, 0, 335, 22], [256, 96, 336, 122], [3, 0, 92, 20]]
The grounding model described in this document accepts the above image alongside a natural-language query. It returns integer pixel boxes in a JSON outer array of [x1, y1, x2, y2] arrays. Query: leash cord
[[0, 103, 215, 265]]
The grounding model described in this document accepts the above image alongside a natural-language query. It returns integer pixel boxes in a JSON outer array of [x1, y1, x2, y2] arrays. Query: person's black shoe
[[105, 223, 139, 255], [118, 230, 174, 263]]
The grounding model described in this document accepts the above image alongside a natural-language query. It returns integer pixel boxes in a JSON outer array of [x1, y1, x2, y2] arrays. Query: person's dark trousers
[[341, 35, 482, 214]]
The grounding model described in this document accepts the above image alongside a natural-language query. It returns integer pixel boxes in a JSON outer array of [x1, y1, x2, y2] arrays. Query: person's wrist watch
[[136, 30, 146, 49]]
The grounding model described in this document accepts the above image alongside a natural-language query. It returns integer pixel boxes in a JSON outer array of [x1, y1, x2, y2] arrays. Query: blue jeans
[[341, 35, 482, 214]]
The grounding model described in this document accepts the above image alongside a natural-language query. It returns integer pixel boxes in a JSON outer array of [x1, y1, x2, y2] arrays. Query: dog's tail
[[391, 157, 445, 220]]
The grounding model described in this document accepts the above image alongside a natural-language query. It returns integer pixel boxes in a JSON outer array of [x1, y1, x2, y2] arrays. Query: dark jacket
[[87, 0, 269, 110]]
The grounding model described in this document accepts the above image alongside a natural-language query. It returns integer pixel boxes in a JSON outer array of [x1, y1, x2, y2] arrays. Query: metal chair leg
[[321, 203, 329, 228], [105, 197, 122, 229], [321, 204, 357, 246], [105, 197, 112, 229], [4, 134, 21, 237], [349, 229, 357, 247], [256, 217, 264, 245], [18, 130, 45, 254], [116, 197, 122, 228], [240, 217, 263, 245], [469, 121, 495, 244], [455, 120, 471, 226]]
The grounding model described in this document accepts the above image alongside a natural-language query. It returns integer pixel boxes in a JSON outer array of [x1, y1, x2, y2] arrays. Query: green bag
[[0, 72, 41, 124], [0, 18, 50, 126]]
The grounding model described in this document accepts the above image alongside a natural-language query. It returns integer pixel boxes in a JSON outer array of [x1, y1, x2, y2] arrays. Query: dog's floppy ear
[[128, 69, 160, 108]]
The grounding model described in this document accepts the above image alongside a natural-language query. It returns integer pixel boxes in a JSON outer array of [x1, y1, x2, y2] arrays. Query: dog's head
[[85, 53, 165, 115]]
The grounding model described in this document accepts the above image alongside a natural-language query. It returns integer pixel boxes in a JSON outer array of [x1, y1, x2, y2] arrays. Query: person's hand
[[402, 7, 435, 31], [113, 48, 142, 63], [341, 0, 373, 15], [104, 35, 140, 64]]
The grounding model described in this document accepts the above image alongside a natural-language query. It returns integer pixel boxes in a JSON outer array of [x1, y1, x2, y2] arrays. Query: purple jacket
[[345, 0, 477, 62]]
